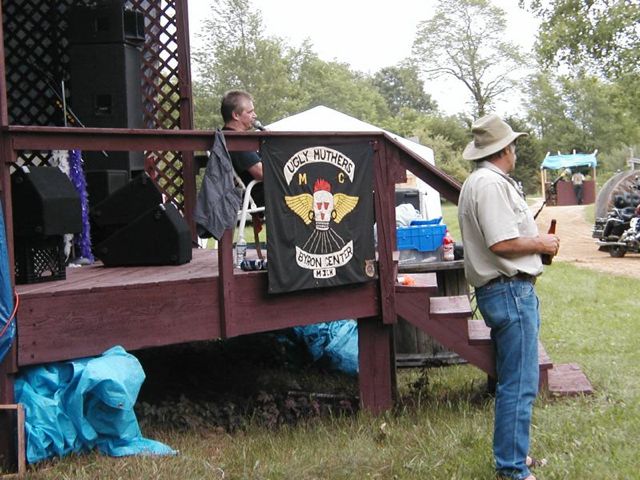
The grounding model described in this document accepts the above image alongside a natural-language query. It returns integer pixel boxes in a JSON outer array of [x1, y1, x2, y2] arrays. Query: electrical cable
[[0, 290, 19, 339]]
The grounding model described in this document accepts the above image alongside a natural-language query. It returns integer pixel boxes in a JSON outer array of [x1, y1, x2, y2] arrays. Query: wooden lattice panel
[[2, 0, 73, 126], [2, 0, 189, 210], [129, 0, 185, 208]]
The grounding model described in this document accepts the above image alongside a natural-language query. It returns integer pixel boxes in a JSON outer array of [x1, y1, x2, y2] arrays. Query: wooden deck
[[15, 248, 380, 367]]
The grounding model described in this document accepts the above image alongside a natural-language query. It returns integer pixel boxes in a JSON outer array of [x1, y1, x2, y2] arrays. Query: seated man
[[220, 90, 265, 256], [220, 89, 264, 208]]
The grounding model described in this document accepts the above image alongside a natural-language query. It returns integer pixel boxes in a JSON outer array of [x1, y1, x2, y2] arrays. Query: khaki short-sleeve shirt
[[458, 161, 543, 287]]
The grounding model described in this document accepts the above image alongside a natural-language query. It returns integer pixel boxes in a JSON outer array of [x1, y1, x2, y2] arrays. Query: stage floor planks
[[16, 248, 222, 297]]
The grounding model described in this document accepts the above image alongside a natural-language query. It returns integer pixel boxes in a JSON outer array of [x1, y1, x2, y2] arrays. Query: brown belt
[[485, 272, 537, 286]]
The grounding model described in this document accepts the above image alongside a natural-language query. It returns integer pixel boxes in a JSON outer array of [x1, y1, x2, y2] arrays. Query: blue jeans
[[476, 278, 540, 480]]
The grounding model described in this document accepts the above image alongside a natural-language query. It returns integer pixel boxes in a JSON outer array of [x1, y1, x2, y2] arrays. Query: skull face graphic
[[284, 177, 359, 255], [313, 179, 334, 231]]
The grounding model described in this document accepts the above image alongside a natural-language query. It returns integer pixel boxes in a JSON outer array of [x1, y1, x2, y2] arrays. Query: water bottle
[[442, 230, 455, 261], [235, 238, 247, 267]]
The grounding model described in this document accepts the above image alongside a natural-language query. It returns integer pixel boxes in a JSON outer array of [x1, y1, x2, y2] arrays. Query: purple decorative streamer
[[68, 149, 94, 262]]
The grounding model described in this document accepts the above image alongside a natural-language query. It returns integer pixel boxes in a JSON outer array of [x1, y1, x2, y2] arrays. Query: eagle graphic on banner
[[263, 140, 375, 292], [285, 178, 359, 255]]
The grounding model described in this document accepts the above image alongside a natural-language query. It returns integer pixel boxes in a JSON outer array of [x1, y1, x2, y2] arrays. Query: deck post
[[0, 344, 18, 474], [174, 0, 197, 239], [218, 228, 235, 338], [373, 141, 397, 326], [357, 316, 396, 414]]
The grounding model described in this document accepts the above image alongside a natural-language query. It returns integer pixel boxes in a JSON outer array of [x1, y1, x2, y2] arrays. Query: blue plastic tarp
[[292, 320, 359, 376], [15, 345, 176, 464], [0, 201, 15, 365], [541, 153, 597, 170]]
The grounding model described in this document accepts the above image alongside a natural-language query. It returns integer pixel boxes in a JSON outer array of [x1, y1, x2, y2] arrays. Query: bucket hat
[[462, 114, 528, 161]]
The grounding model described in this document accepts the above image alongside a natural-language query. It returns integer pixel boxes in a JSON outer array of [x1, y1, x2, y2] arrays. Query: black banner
[[263, 138, 376, 294]]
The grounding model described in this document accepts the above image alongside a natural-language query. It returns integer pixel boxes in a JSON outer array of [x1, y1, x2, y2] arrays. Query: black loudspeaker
[[91, 173, 162, 227], [69, 43, 143, 129], [90, 173, 162, 245], [95, 203, 192, 266], [68, 29, 144, 173], [85, 169, 129, 205], [11, 166, 82, 237], [67, 2, 145, 46]]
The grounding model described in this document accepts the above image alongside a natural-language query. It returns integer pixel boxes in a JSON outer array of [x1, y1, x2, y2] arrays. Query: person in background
[[571, 169, 585, 205], [458, 114, 559, 480]]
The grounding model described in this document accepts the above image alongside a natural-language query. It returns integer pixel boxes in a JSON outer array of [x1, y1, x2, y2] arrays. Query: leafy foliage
[[522, 0, 640, 77], [192, 0, 303, 126], [294, 53, 391, 126], [525, 70, 640, 178], [506, 116, 544, 195], [372, 63, 438, 115], [412, 0, 527, 116], [190, 0, 640, 192]]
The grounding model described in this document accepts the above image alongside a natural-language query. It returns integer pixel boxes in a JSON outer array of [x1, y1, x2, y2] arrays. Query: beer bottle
[[541, 219, 557, 265]]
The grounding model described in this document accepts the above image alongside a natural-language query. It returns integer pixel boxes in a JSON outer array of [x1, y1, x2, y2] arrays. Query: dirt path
[[532, 198, 640, 279]]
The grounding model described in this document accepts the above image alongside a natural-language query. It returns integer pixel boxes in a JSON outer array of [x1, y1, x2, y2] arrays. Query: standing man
[[458, 114, 559, 480], [571, 169, 585, 205]]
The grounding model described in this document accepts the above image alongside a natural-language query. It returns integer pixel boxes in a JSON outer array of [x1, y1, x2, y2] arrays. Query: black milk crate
[[14, 235, 66, 284]]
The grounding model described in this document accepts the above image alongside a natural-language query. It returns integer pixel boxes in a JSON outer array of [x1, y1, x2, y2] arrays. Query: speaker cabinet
[[11, 166, 82, 237], [85, 169, 129, 206], [95, 203, 192, 267], [67, 2, 145, 46], [90, 173, 163, 245], [90, 173, 162, 227], [68, 41, 144, 173], [69, 42, 143, 130]]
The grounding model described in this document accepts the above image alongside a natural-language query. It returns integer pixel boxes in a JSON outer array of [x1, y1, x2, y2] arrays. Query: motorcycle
[[592, 206, 635, 241], [597, 216, 640, 257]]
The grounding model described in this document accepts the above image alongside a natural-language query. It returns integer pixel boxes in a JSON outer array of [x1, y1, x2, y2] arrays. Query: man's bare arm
[[247, 162, 263, 181], [490, 234, 559, 259]]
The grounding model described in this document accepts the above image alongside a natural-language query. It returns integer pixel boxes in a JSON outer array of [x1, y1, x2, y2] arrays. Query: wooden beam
[[5, 127, 385, 156], [358, 316, 396, 414], [384, 134, 461, 204], [373, 142, 397, 326], [218, 229, 235, 339], [0, 404, 25, 479]]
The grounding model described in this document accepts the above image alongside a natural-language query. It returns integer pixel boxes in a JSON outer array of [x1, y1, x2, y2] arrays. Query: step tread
[[395, 272, 438, 293], [547, 363, 594, 396], [468, 319, 490, 345], [429, 295, 471, 318], [467, 319, 552, 370]]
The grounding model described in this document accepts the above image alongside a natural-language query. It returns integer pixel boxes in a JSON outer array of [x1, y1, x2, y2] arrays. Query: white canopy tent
[[266, 106, 443, 220]]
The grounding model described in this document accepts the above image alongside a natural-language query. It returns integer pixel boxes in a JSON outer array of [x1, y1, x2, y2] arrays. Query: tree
[[192, 0, 301, 127], [526, 71, 637, 159], [293, 54, 391, 126], [412, 0, 527, 117], [521, 0, 640, 77], [372, 63, 438, 115], [505, 116, 543, 195]]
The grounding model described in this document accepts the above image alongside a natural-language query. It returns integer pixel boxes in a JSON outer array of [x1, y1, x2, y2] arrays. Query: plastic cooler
[[396, 219, 447, 264]]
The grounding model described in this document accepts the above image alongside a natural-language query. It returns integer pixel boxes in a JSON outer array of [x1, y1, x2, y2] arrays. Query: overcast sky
[[187, 0, 540, 116]]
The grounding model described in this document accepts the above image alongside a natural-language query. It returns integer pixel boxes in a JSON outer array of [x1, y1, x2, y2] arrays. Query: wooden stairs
[[395, 273, 593, 396]]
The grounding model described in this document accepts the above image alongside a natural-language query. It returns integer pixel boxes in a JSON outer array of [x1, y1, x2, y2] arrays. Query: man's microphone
[[253, 119, 266, 131]]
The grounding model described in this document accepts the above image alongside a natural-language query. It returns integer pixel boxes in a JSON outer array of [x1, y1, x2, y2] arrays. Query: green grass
[[440, 201, 461, 241], [19, 262, 640, 479]]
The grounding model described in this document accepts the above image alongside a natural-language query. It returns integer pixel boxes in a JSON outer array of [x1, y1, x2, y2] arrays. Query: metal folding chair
[[234, 171, 265, 260]]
